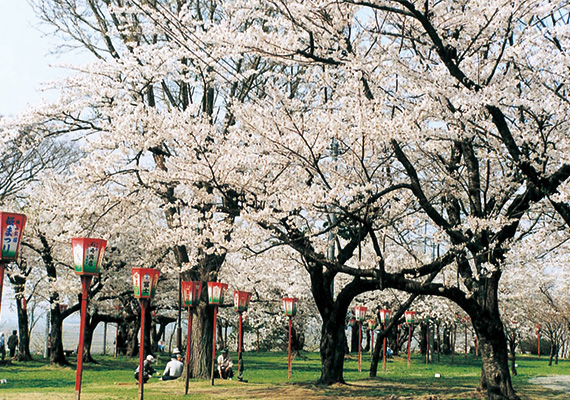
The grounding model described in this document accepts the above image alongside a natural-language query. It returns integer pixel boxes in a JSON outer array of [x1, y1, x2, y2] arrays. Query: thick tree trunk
[[318, 315, 347, 384], [473, 310, 520, 400], [188, 302, 214, 378]]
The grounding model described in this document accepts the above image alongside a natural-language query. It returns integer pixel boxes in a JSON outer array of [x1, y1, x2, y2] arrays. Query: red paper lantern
[[207, 282, 228, 305], [405, 310, 417, 325], [0, 212, 26, 262], [379, 309, 391, 324], [71, 238, 107, 276], [132, 268, 160, 299], [234, 290, 252, 312], [282, 297, 298, 317], [181, 281, 202, 307], [368, 319, 377, 330], [354, 306, 368, 322]]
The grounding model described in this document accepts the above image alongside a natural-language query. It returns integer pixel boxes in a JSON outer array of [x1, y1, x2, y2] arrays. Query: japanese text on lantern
[[2, 216, 21, 259], [133, 271, 141, 297]]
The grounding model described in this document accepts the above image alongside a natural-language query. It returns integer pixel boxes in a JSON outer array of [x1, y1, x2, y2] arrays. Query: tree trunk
[[350, 323, 359, 353], [15, 294, 32, 361], [508, 333, 517, 376], [548, 343, 557, 367], [83, 313, 101, 363], [318, 314, 348, 384], [443, 325, 452, 355], [473, 310, 520, 400], [188, 302, 214, 379], [126, 319, 139, 357], [49, 305, 68, 365]]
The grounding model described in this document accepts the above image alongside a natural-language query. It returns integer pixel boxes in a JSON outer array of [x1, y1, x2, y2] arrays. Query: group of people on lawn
[[134, 347, 234, 382]]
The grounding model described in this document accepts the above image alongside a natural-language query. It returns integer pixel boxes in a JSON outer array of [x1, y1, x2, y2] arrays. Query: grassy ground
[[0, 351, 567, 399]]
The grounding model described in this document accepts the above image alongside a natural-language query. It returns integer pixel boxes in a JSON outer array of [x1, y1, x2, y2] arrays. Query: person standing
[[0, 333, 5, 360], [7, 331, 18, 358]]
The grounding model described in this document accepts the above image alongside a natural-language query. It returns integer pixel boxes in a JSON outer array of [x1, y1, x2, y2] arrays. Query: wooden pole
[[185, 306, 193, 395], [138, 299, 147, 400], [75, 275, 92, 400]]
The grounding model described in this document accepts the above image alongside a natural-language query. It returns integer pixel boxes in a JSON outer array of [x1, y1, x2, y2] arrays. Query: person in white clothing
[[161, 353, 184, 381], [217, 348, 234, 380]]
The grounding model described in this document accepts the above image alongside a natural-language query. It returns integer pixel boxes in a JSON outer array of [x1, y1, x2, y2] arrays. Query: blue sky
[[0, 1, 87, 116], [0, 1, 87, 332]]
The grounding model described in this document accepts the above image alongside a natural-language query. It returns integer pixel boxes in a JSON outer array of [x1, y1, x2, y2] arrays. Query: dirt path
[[529, 376, 570, 393]]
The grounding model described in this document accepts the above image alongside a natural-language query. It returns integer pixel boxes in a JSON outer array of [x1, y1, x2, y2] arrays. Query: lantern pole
[[75, 275, 92, 400], [288, 315, 292, 380], [238, 311, 243, 377], [358, 321, 362, 372], [211, 305, 218, 386], [407, 324, 412, 366], [131, 267, 159, 400], [185, 304, 194, 395], [382, 322, 387, 371], [138, 298, 148, 400]]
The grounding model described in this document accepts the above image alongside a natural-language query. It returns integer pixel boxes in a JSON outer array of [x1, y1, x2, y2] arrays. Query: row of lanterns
[[351, 306, 417, 371], [0, 211, 302, 398]]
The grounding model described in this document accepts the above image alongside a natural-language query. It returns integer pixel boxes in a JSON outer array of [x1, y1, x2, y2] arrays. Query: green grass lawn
[[0, 351, 567, 399]]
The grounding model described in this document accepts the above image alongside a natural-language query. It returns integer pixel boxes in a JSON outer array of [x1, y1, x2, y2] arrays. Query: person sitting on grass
[[161, 353, 184, 381], [134, 355, 158, 383], [217, 348, 234, 380]]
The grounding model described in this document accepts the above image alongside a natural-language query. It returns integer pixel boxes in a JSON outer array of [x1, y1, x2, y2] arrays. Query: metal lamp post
[[181, 280, 202, 395], [132, 267, 160, 400], [0, 212, 26, 321], [207, 281, 228, 386], [379, 309, 391, 371], [71, 237, 107, 400], [234, 290, 252, 381], [404, 311, 416, 366], [354, 306, 367, 372], [282, 297, 298, 380]]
